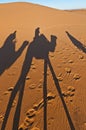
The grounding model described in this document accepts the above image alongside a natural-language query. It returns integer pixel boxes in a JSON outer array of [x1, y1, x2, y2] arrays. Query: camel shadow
[[0, 31, 28, 75], [66, 31, 86, 53], [1, 28, 75, 130], [1, 27, 57, 130]]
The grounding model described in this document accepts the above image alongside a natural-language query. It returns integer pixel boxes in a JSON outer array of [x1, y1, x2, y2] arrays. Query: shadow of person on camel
[[0, 31, 28, 75]]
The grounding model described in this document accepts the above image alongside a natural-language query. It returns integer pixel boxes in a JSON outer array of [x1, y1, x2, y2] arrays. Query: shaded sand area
[[0, 2, 86, 130]]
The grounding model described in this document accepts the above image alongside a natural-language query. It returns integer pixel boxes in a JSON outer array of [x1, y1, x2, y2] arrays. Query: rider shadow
[[66, 31, 86, 53], [1, 28, 75, 130], [0, 31, 28, 75]]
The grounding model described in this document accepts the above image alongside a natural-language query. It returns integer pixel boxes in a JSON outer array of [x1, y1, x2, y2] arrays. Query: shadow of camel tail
[[47, 57, 75, 130]]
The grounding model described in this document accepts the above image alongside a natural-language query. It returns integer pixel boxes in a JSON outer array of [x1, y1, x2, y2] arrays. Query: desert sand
[[0, 2, 86, 130]]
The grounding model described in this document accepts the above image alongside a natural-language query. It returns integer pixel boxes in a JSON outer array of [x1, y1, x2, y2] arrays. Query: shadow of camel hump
[[66, 31, 86, 53], [0, 31, 28, 75]]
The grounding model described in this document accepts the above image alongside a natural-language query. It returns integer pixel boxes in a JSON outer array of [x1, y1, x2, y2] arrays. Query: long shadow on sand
[[47, 57, 75, 130], [66, 31, 86, 53], [1, 28, 75, 130], [0, 31, 28, 75]]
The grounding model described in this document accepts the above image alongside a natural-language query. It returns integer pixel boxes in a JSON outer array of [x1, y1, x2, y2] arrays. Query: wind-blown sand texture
[[0, 2, 86, 130]]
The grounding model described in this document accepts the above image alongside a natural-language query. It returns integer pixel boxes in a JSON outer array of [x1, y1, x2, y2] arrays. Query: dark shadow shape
[[1, 28, 74, 130], [47, 57, 75, 130], [66, 31, 86, 53], [43, 58, 48, 130], [1, 27, 57, 130], [1, 42, 31, 130], [0, 31, 28, 75]]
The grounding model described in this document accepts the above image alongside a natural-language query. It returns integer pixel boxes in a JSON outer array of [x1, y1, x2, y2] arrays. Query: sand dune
[[0, 2, 86, 130]]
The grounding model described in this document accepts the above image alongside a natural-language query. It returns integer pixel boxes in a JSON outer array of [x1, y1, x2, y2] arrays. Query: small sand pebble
[[63, 56, 67, 59], [62, 91, 68, 97], [18, 124, 27, 130], [58, 73, 62, 77], [8, 87, 14, 91], [68, 60, 74, 63], [12, 100, 16, 107], [65, 67, 71, 73], [47, 92, 56, 100], [66, 91, 71, 96], [69, 92, 75, 97], [62, 91, 67, 97], [31, 66, 36, 69], [39, 79, 43, 83], [38, 83, 42, 88], [67, 86, 75, 92], [57, 77, 63, 81], [26, 76, 31, 80], [24, 117, 34, 126], [72, 52, 76, 54], [29, 84, 36, 89], [3, 91, 9, 95], [0, 115, 4, 119], [0, 115, 4, 122], [73, 74, 80, 80], [69, 97, 73, 102], [31, 62, 35, 65], [31, 127, 40, 130], [33, 104, 38, 110], [26, 108, 36, 118], [79, 55, 84, 59]]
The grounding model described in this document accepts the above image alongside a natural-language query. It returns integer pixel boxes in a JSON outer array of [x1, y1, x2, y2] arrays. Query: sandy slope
[[0, 2, 86, 130]]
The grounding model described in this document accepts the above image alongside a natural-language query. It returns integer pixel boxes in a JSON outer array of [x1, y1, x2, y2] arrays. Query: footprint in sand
[[3, 87, 14, 96], [0, 115, 4, 123], [19, 118, 34, 130], [7, 87, 14, 91], [57, 76, 63, 82], [65, 67, 71, 73], [26, 108, 36, 118], [68, 60, 74, 63], [73, 74, 80, 80], [62, 86, 75, 102], [29, 84, 36, 89], [26, 76, 31, 80], [31, 65, 36, 70], [18, 92, 56, 130], [12, 100, 16, 107], [79, 55, 84, 59], [3, 91, 9, 95]]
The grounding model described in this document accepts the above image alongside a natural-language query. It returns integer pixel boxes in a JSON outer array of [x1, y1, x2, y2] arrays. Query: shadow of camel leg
[[47, 57, 75, 130], [12, 80, 25, 130], [43, 59, 48, 130], [1, 79, 22, 130], [1, 52, 33, 130]]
